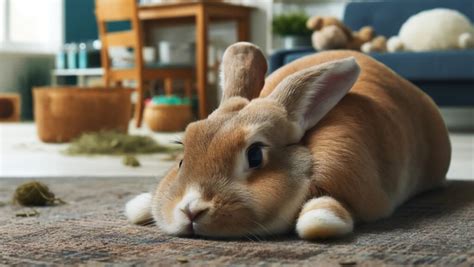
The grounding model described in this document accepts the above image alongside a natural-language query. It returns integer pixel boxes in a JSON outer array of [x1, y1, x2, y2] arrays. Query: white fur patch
[[296, 209, 353, 239], [125, 193, 153, 225], [177, 186, 202, 212], [159, 186, 205, 235]]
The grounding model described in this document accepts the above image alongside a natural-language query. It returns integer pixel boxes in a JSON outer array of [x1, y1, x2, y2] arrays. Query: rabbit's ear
[[268, 57, 360, 132], [220, 42, 267, 104]]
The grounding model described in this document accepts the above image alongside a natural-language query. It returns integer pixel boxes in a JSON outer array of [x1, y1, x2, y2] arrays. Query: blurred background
[[0, 0, 472, 179]]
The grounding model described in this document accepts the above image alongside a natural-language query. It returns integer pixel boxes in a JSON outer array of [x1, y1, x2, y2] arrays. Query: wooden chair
[[95, 0, 194, 127]]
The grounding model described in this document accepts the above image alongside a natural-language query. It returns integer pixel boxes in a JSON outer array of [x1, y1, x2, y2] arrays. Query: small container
[[144, 104, 192, 132], [66, 43, 78, 69], [78, 42, 88, 69], [143, 46, 157, 64], [55, 45, 67, 69], [158, 41, 195, 65]]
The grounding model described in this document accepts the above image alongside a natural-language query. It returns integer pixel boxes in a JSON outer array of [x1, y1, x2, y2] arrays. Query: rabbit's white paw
[[125, 193, 153, 225], [296, 197, 353, 239]]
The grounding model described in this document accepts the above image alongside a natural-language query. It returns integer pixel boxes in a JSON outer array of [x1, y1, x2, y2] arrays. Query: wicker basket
[[34, 87, 133, 143], [144, 104, 192, 132], [0, 93, 21, 122]]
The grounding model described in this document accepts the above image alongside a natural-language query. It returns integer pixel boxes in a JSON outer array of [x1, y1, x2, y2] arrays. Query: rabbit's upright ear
[[220, 42, 267, 104], [268, 57, 360, 132]]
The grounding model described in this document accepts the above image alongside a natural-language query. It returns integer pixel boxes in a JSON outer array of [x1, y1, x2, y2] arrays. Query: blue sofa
[[269, 0, 474, 106]]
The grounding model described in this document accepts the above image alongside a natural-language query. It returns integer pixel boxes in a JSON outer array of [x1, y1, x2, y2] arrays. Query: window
[[0, 0, 63, 54], [0, 0, 5, 42]]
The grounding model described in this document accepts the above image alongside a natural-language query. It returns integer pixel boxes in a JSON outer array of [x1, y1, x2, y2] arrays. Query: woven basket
[[34, 87, 133, 143], [144, 104, 192, 132], [0, 93, 21, 122]]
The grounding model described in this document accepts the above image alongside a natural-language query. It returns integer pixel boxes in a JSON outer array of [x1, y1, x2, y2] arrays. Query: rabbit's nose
[[181, 202, 209, 222]]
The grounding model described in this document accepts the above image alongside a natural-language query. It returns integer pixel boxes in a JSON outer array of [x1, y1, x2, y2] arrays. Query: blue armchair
[[269, 0, 474, 106]]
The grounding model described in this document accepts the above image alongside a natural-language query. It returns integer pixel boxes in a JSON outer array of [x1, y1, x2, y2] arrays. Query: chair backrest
[[95, 0, 143, 84], [343, 0, 474, 37]]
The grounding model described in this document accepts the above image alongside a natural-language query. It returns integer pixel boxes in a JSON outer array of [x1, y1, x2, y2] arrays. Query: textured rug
[[0, 178, 473, 266]]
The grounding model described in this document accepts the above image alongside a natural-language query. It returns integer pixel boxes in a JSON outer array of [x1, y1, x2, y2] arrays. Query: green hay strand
[[64, 131, 179, 156], [123, 155, 141, 167], [16, 209, 40, 217]]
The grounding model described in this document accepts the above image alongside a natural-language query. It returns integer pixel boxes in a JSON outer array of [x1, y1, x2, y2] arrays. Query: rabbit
[[125, 42, 451, 239]]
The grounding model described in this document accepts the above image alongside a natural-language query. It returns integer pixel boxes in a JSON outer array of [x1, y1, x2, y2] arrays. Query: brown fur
[[221, 42, 267, 101], [142, 45, 450, 239], [262, 50, 451, 220]]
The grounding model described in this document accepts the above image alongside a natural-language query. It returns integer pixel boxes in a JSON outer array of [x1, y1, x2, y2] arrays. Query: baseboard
[[440, 107, 474, 132]]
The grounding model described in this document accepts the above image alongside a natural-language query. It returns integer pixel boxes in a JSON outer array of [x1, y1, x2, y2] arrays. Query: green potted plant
[[272, 12, 312, 49]]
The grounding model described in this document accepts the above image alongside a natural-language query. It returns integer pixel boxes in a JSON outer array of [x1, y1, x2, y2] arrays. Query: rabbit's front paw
[[296, 196, 353, 239], [125, 193, 153, 225]]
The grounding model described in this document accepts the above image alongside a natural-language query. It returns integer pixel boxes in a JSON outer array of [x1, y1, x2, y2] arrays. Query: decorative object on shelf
[[144, 95, 192, 132], [57, 41, 101, 70], [0, 93, 21, 122], [158, 41, 195, 65], [143, 47, 157, 64], [33, 87, 133, 143], [387, 8, 474, 52], [78, 41, 102, 69], [272, 12, 312, 49], [66, 43, 79, 69]]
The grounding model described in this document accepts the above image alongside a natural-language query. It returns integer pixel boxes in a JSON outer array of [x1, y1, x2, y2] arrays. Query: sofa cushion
[[371, 51, 474, 81], [269, 48, 314, 73], [283, 51, 474, 81]]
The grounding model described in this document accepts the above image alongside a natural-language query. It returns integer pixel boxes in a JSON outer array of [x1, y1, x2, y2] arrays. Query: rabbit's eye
[[247, 143, 263, 169], [179, 159, 183, 168]]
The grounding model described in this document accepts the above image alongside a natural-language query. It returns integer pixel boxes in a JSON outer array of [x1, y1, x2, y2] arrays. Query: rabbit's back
[[262, 51, 450, 221]]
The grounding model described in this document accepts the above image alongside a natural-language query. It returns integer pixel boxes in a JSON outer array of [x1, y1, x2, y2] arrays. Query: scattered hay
[[16, 209, 40, 217], [339, 260, 357, 266], [123, 155, 140, 167], [176, 257, 189, 263], [65, 131, 179, 156], [13, 181, 65, 206]]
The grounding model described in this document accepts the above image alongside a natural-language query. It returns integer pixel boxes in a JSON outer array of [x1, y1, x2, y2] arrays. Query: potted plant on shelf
[[272, 12, 312, 49]]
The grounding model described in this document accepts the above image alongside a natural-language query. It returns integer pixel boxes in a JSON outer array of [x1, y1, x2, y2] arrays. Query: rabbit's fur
[[125, 42, 451, 239]]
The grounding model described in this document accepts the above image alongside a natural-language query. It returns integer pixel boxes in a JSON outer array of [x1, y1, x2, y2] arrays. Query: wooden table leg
[[135, 79, 145, 128], [237, 16, 250, 42], [164, 78, 173, 96], [196, 6, 208, 119]]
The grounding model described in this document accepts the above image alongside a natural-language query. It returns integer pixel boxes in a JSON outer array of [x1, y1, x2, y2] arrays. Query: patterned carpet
[[0, 178, 472, 266]]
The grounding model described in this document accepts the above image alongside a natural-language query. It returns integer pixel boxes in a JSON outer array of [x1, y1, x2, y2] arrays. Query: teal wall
[[65, 0, 98, 43], [65, 0, 131, 43]]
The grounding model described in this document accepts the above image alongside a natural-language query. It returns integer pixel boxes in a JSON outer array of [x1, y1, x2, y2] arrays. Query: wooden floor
[[0, 123, 472, 179]]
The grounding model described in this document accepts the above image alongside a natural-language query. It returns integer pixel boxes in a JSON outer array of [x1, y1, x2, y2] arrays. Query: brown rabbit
[[125, 42, 451, 239]]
